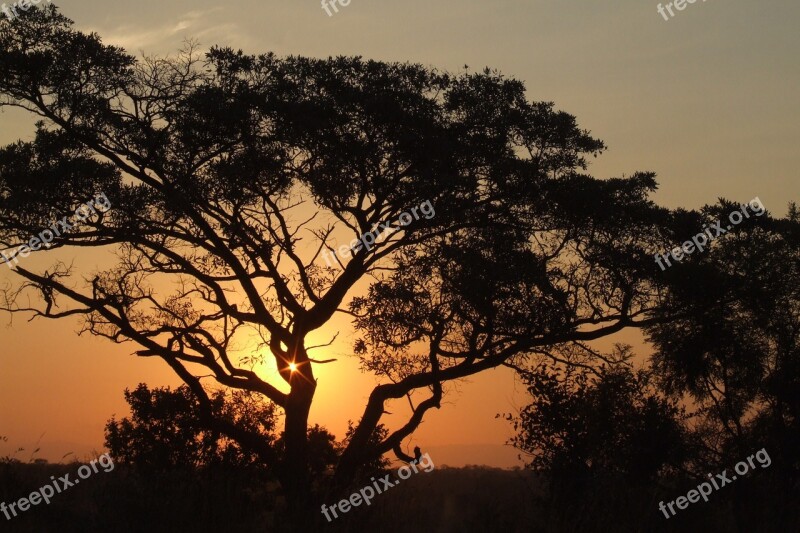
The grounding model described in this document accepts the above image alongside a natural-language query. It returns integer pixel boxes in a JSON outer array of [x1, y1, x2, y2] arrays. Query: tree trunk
[[280, 376, 316, 530], [331, 389, 385, 494]]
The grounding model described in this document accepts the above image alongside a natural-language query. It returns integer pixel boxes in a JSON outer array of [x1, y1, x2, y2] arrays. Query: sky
[[0, 0, 798, 468]]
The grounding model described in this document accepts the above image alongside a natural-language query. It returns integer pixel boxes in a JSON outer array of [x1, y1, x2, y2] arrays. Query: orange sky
[[1, 0, 798, 467]]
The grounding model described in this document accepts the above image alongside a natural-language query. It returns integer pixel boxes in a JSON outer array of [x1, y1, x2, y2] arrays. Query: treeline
[[508, 203, 800, 531]]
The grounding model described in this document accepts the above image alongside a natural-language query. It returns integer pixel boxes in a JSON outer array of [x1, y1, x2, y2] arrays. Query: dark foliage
[[104, 384, 279, 471]]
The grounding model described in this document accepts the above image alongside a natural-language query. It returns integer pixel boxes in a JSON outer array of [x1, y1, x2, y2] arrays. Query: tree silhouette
[[507, 203, 800, 530], [105, 384, 279, 470], [508, 349, 690, 530], [646, 201, 800, 476], [275, 422, 390, 484], [1, 7, 674, 517], [510, 347, 688, 483]]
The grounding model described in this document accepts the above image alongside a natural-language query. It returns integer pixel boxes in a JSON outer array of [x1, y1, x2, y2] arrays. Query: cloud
[[87, 8, 234, 54]]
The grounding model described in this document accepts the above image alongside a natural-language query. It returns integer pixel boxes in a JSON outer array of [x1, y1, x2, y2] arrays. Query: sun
[[288, 362, 298, 372]]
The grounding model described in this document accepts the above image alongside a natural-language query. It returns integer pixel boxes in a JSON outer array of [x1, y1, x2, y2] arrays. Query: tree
[[104, 384, 279, 470], [1, 7, 672, 518], [341, 421, 391, 482], [510, 346, 688, 482], [646, 200, 800, 476], [105, 384, 382, 487], [274, 422, 390, 485], [507, 347, 692, 530], [304, 424, 340, 482]]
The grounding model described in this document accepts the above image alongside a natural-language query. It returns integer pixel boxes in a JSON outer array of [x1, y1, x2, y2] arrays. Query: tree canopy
[[1, 6, 689, 515]]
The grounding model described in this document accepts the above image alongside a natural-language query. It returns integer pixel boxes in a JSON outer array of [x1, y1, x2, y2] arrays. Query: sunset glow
[[0, 2, 797, 530]]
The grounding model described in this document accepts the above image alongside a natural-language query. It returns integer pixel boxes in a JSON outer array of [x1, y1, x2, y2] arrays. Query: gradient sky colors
[[1, 0, 798, 467]]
